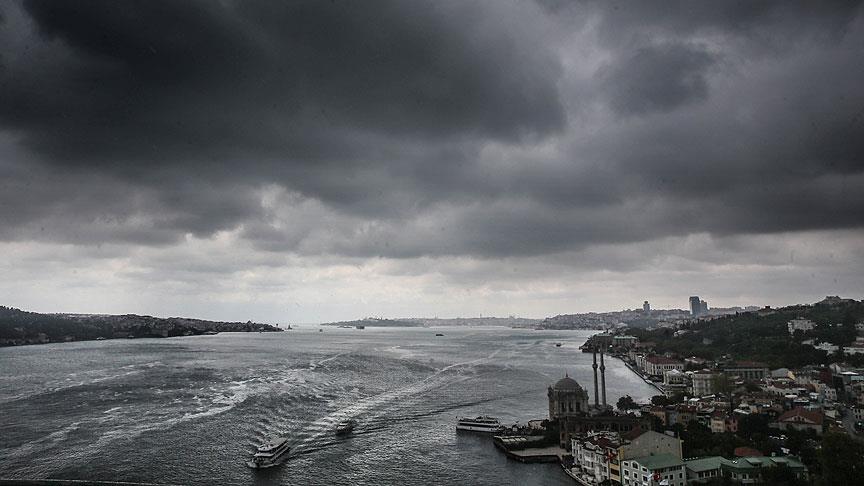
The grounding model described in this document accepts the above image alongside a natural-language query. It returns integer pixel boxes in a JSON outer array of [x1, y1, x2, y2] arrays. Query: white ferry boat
[[335, 418, 357, 435], [456, 416, 504, 433], [246, 437, 290, 469]]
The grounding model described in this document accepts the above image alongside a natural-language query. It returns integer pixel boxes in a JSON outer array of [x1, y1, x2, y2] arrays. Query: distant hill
[[323, 317, 424, 328], [536, 308, 693, 330], [627, 297, 864, 368], [405, 317, 541, 327], [322, 316, 541, 328], [0, 306, 281, 346]]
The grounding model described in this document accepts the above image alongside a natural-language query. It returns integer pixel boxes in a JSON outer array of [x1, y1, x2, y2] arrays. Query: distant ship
[[456, 416, 504, 433], [555, 343, 562, 347], [355, 325, 365, 329], [435, 333, 444, 336], [247, 437, 290, 469], [335, 418, 357, 435]]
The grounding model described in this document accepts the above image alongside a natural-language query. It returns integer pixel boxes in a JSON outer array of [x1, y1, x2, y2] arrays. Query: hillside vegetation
[[629, 300, 864, 368], [0, 306, 281, 346]]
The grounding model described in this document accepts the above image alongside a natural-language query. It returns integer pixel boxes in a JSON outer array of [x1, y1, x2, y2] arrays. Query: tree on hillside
[[651, 395, 672, 406], [617, 395, 638, 410], [761, 466, 805, 486], [681, 420, 714, 456], [818, 433, 864, 486]]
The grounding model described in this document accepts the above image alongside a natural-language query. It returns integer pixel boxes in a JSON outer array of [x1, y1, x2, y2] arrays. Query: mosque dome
[[553, 375, 583, 391]]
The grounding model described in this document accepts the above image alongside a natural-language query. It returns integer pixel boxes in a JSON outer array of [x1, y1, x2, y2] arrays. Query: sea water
[[0, 327, 657, 485]]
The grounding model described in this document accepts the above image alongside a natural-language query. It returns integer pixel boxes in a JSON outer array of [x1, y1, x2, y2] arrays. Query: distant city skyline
[[1, 293, 843, 325]]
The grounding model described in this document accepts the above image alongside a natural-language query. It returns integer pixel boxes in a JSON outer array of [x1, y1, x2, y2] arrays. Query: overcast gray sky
[[1, 1, 862, 322]]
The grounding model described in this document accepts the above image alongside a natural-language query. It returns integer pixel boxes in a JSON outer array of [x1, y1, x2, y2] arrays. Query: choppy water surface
[[0, 327, 656, 485]]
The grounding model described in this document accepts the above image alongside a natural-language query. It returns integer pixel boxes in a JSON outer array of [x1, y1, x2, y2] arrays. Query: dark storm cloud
[[0, 0, 863, 259], [5, 0, 563, 165], [546, 0, 862, 46], [598, 43, 717, 116]]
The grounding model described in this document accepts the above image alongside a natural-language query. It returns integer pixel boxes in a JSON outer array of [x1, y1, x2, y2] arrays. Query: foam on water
[[0, 328, 657, 485]]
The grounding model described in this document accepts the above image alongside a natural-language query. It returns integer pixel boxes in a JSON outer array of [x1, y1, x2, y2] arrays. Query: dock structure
[[561, 466, 595, 486], [492, 436, 565, 463]]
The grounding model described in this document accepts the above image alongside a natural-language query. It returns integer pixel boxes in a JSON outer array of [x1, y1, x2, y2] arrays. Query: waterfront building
[[550, 352, 651, 448], [571, 431, 621, 484], [663, 369, 687, 385], [591, 332, 615, 348], [787, 318, 815, 335], [635, 353, 647, 371], [571, 429, 684, 486], [548, 375, 590, 420], [621, 454, 686, 486], [700, 300, 708, 314], [644, 356, 684, 377], [613, 335, 639, 349]]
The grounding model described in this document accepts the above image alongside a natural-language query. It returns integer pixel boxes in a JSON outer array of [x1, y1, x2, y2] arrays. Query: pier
[[492, 436, 564, 463]]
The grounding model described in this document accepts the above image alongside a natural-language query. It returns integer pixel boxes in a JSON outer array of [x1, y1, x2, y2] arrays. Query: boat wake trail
[[276, 349, 507, 457]]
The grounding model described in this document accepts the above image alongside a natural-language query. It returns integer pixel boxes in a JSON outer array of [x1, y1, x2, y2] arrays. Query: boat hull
[[246, 459, 282, 469], [455, 424, 504, 433]]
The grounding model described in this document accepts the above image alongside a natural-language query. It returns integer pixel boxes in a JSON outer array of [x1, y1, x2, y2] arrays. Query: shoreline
[[614, 354, 666, 395], [585, 331, 665, 396], [0, 330, 282, 349]]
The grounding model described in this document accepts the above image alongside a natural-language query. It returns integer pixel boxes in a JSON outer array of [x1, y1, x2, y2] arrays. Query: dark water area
[[0, 327, 657, 485]]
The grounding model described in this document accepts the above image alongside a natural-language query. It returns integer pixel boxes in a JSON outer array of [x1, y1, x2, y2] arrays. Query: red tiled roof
[[734, 447, 764, 457], [776, 407, 824, 425]]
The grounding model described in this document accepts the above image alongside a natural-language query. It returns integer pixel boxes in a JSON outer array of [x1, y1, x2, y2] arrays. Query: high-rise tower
[[689, 296, 701, 316]]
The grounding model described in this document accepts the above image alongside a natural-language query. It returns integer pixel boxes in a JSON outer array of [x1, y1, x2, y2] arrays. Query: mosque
[[547, 349, 650, 449]]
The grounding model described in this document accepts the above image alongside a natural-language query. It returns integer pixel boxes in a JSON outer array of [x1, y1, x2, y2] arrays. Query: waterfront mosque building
[[548, 349, 650, 449]]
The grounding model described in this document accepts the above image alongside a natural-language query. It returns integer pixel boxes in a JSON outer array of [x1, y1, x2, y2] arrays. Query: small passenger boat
[[335, 419, 357, 435], [247, 437, 290, 469], [456, 416, 504, 433]]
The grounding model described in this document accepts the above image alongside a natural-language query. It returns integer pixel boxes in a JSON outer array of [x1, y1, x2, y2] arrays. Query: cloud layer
[[1, 0, 862, 320]]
